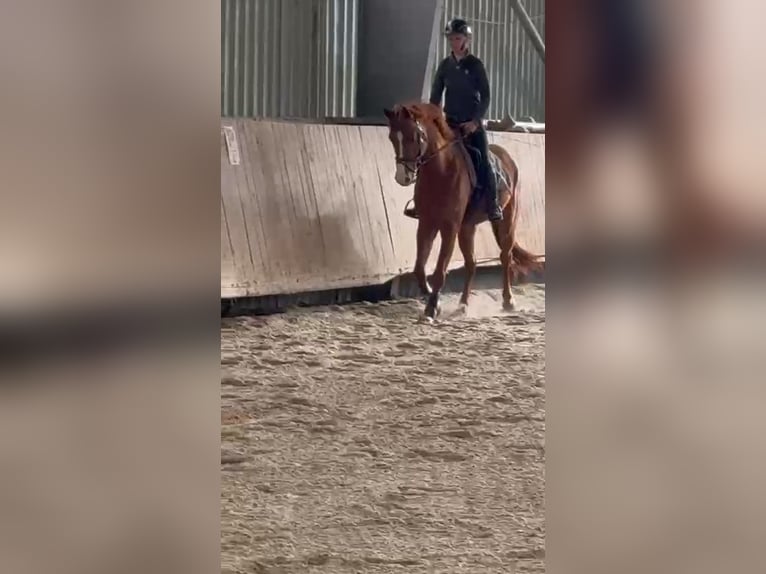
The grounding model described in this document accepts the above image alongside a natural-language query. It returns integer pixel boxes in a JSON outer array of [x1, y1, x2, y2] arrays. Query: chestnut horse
[[383, 102, 541, 319]]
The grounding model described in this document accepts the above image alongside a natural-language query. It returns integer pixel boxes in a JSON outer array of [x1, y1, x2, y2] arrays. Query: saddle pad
[[456, 142, 478, 188], [459, 142, 509, 192]]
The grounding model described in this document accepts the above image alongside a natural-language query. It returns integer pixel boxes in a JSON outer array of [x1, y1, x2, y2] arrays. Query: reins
[[395, 120, 468, 174], [416, 135, 464, 168]]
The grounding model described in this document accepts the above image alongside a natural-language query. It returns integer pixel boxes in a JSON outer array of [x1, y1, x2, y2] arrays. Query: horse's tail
[[511, 242, 543, 276], [488, 225, 542, 278]]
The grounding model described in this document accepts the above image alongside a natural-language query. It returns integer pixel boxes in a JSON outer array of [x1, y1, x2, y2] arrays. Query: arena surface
[[221, 284, 545, 573]]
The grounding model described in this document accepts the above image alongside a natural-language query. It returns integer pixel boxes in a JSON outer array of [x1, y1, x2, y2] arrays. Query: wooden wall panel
[[221, 119, 544, 298]]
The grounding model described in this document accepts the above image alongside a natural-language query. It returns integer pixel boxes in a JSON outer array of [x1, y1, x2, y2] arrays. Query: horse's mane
[[394, 102, 454, 142]]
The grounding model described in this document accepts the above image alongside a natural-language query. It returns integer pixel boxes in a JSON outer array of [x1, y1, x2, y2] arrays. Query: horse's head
[[383, 105, 428, 187]]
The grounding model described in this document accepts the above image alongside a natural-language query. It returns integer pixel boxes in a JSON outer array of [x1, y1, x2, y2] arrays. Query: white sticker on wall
[[222, 126, 241, 166]]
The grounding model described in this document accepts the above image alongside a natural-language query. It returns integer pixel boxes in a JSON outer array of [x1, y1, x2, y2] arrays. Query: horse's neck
[[424, 121, 454, 155], [419, 120, 463, 185]]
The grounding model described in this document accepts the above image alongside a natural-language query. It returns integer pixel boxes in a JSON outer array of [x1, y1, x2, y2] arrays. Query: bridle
[[394, 119, 463, 178]]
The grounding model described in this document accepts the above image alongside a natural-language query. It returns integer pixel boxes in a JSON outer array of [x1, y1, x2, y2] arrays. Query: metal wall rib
[[222, 0, 358, 119], [436, 0, 545, 121]]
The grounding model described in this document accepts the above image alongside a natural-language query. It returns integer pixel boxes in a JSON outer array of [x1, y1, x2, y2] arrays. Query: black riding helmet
[[445, 18, 472, 37]]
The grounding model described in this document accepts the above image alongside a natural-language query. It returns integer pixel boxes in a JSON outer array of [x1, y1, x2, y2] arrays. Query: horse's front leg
[[414, 222, 438, 297], [425, 225, 459, 319]]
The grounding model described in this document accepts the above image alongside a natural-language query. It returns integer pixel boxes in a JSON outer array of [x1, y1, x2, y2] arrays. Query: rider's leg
[[467, 128, 502, 221]]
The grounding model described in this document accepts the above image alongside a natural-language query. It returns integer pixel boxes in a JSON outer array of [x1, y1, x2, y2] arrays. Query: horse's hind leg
[[414, 222, 438, 296], [458, 223, 477, 307], [425, 225, 459, 319], [492, 218, 516, 311]]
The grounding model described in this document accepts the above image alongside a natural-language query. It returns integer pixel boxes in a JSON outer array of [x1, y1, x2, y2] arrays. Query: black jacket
[[429, 53, 490, 124]]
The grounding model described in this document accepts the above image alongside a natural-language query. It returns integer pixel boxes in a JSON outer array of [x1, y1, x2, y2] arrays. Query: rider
[[404, 17, 503, 222]]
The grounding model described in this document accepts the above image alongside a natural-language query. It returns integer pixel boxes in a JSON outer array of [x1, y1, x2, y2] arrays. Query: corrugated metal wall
[[221, 0, 358, 119], [436, 0, 545, 121]]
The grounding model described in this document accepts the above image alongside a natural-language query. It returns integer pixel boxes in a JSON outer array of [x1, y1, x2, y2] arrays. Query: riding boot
[[485, 169, 503, 221]]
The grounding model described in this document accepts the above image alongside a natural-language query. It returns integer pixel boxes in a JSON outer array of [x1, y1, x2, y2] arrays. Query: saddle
[[451, 128, 509, 205]]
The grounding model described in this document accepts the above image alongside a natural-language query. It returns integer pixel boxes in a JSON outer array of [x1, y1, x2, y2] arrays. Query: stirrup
[[403, 198, 418, 219]]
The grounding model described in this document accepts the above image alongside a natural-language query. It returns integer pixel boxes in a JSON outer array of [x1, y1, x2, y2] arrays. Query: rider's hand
[[460, 120, 479, 135]]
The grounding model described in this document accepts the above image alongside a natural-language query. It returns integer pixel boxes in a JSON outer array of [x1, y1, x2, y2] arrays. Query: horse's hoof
[[425, 293, 440, 320], [503, 300, 516, 312], [419, 313, 435, 324], [424, 302, 441, 320]]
